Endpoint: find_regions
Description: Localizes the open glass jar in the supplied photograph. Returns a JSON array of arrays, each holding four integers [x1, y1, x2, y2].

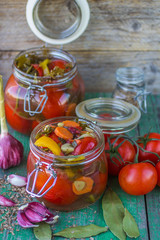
[[112, 67, 149, 113], [76, 98, 141, 139], [26, 117, 108, 211], [4, 48, 84, 134]]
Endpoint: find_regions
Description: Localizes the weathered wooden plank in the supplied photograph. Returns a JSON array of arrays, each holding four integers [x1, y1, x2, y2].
[[137, 94, 160, 240], [0, 92, 149, 240], [1, 50, 160, 93], [1, 0, 160, 51]]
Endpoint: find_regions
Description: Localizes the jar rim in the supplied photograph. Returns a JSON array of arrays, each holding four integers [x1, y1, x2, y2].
[[30, 116, 105, 167], [76, 98, 141, 134], [13, 47, 77, 86], [116, 67, 144, 85]]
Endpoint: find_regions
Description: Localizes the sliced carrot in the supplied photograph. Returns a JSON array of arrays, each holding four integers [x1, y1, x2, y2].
[[74, 139, 82, 145], [62, 120, 80, 128], [72, 176, 94, 195], [81, 131, 88, 134], [55, 126, 73, 140], [66, 103, 76, 116]]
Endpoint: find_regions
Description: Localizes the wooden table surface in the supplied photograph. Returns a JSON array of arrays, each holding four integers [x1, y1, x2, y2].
[[0, 92, 160, 240]]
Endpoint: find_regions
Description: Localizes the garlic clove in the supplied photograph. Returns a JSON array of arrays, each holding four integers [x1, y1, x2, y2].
[[27, 201, 48, 217], [25, 208, 47, 223], [45, 210, 59, 224], [17, 210, 39, 228], [7, 174, 27, 187], [0, 195, 16, 207]]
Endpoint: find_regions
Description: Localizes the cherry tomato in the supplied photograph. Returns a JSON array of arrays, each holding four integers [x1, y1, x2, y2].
[[48, 59, 66, 70], [5, 102, 32, 135], [32, 64, 43, 76], [73, 137, 97, 155], [137, 133, 160, 164], [49, 132, 61, 144], [41, 88, 69, 119], [36, 170, 76, 205], [92, 172, 108, 196], [118, 162, 158, 195], [105, 137, 135, 176], [156, 161, 160, 186]]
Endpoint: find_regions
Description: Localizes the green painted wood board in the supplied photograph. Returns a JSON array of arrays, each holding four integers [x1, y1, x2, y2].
[[138, 94, 160, 240], [1, 92, 159, 240]]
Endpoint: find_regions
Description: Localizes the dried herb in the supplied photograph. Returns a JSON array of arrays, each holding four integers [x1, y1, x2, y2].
[[54, 224, 108, 238], [123, 208, 140, 238], [102, 188, 126, 240], [33, 222, 52, 240]]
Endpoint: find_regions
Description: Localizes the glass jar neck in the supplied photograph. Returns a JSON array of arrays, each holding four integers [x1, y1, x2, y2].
[[116, 67, 145, 92], [30, 117, 105, 167], [13, 47, 78, 87]]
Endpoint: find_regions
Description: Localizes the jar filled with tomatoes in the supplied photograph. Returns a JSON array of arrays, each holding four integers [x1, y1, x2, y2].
[[26, 117, 108, 211], [76, 98, 141, 176], [4, 48, 85, 134]]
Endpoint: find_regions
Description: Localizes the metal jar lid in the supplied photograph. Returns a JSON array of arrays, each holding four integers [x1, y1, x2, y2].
[[26, 0, 90, 45], [76, 98, 141, 134]]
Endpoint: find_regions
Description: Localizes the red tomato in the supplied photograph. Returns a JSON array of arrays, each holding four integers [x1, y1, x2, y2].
[[49, 132, 61, 144], [137, 133, 160, 164], [105, 137, 136, 176], [5, 102, 32, 135], [92, 172, 108, 196], [42, 89, 69, 119], [36, 171, 76, 205], [32, 64, 43, 76], [73, 137, 97, 155], [156, 161, 160, 186], [118, 162, 158, 195], [48, 59, 66, 70]]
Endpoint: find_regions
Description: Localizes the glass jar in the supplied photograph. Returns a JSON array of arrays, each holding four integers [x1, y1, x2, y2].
[[26, 117, 108, 211], [76, 98, 141, 140], [4, 47, 84, 135], [112, 67, 149, 113]]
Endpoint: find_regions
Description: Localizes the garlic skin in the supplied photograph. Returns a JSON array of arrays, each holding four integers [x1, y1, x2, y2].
[[0, 195, 16, 207], [7, 174, 27, 187], [17, 201, 59, 228], [17, 210, 39, 228]]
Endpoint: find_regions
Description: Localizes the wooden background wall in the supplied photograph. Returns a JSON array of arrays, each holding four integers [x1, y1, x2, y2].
[[0, 0, 160, 93]]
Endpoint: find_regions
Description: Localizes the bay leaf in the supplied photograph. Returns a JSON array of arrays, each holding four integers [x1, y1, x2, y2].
[[33, 222, 52, 240], [102, 188, 126, 240], [54, 224, 108, 238], [123, 208, 140, 238]]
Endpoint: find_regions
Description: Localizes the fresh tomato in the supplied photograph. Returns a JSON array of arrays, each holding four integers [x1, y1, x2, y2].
[[118, 162, 158, 195], [73, 137, 97, 155], [105, 137, 136, 176], [5, 102, 32, 135], [137, 132, 160, 164], [41, 88, 69, 119], [156, 161, 160, 186], [35, 170, 76, 205]]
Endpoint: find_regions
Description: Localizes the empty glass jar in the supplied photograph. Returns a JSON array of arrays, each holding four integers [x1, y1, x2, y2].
[[112, 67, 149, 113]]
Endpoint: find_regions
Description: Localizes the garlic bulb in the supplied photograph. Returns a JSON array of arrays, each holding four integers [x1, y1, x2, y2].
[[0, 76, 23, 169]]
